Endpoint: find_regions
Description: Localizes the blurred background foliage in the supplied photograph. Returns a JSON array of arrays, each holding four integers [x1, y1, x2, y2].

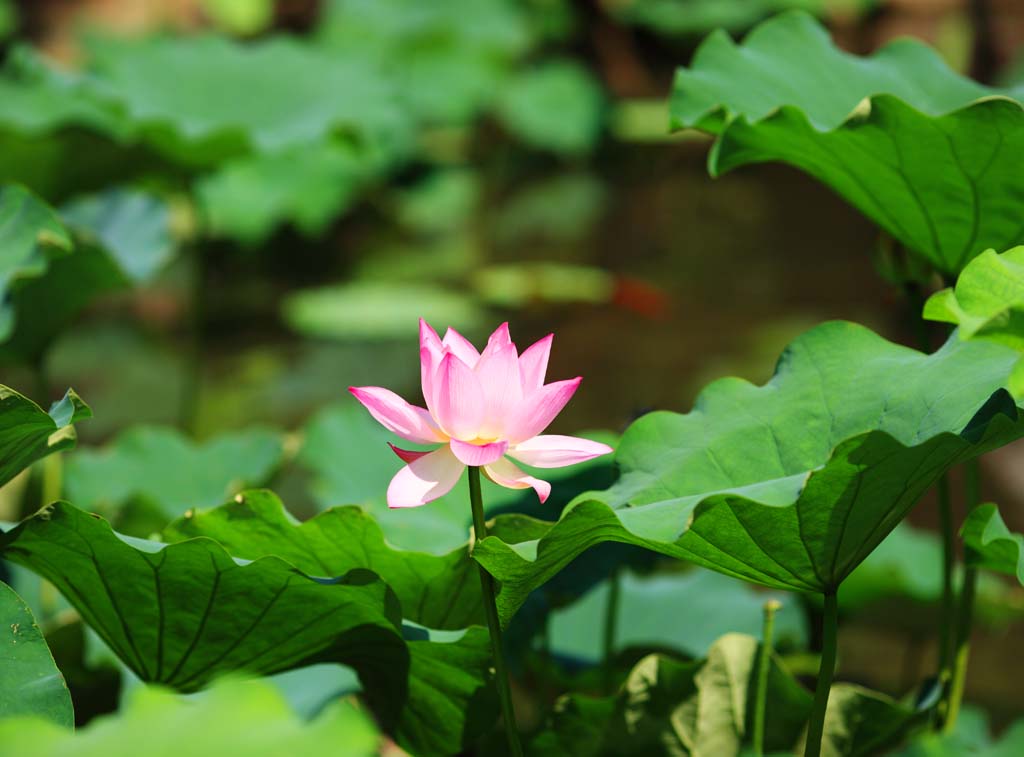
[[1, 0, 1023, 749]]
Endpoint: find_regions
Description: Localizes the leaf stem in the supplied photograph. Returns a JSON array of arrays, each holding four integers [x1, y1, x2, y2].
[[805, 589, 838, 757], [753, 598, 781, 756], [468, 466, 522, 757], [602, 565, 621, 692], [944, 459, 981, 733], [937, 474, 955, 682]]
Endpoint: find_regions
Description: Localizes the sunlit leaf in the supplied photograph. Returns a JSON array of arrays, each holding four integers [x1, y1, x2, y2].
[[64, 426, 285, 521], [669, 11, 1024, 275], [496, 60, 605, 155], [200, 0, 274, 36], [0, 385, 89, 489], [474, 322, 1024, 623], [547, 568, 806, 661], [924, 246, 1024, 394], [0, 677, 380, 756], [162, 490, 484, 630], [0, 580, 73, 727], [0, 502, 496, 756], [961, 503, 1024, 585]]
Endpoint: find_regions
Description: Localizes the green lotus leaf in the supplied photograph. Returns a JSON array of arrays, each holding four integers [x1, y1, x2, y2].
[[82, 34, 405, 165], [924, 246, 1024, 394], [547, 568, 806, 662], [0, 183, 72, 295], [475, 322, 1024, 624], [0, 677, 380, 757], [64, 426, 285, 522], [613, 0, 825, 36], [196, 138, 403, 245], [495, 60, 605, 155], [162, 490, 484, 630], [0, 384, 90, 488], [61, 188, 176, 282], [0, 184, 178, 360], [0, 502, 495, 756], [316, 0, 531, 125], [669, 11, 1024, 276], [960, 503, 1024, 585], [0, 580, 73, 728]]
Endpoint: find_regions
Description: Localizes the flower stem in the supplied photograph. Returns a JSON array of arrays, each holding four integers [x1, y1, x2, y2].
[[805, 590, 838, 757], [753, 599, 781, 756], [944, 459, 981, 733], [468, 466, 522, 757]]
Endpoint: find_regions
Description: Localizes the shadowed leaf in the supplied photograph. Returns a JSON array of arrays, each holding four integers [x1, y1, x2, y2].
[[669, 12, 1024, 275]]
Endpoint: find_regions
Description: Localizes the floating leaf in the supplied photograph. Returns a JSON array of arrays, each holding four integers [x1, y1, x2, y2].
[[64, 426, 284, 521], [282, 282, 488, 341], [0, 385, 90, 488], [0, 580, 73, 727], [162, 490, 484, 630], [548, 568, 806, 662], [474, 322, 1024, 623], [961, 503, 1024, 585], [669, 12, 1024, 275], [496, 60, 605, 155], [0, 502, 495, 756], [0, 677, 380, 756]]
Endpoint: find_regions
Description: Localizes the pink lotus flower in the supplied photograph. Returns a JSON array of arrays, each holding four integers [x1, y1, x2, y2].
[[350, 320, 613, 508]]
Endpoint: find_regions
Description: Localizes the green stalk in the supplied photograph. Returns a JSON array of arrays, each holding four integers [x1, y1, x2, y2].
[[602, 566, 621, 692], [937, 474, 955, 683], [944, 459, 981, 733], [468, 466, 522, 757], [753, 599, 781, 756], [805, 590, 839, 757]]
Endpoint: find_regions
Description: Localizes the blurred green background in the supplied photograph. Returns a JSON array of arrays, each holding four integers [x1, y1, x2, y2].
[[1, 0, 1023, 743]]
